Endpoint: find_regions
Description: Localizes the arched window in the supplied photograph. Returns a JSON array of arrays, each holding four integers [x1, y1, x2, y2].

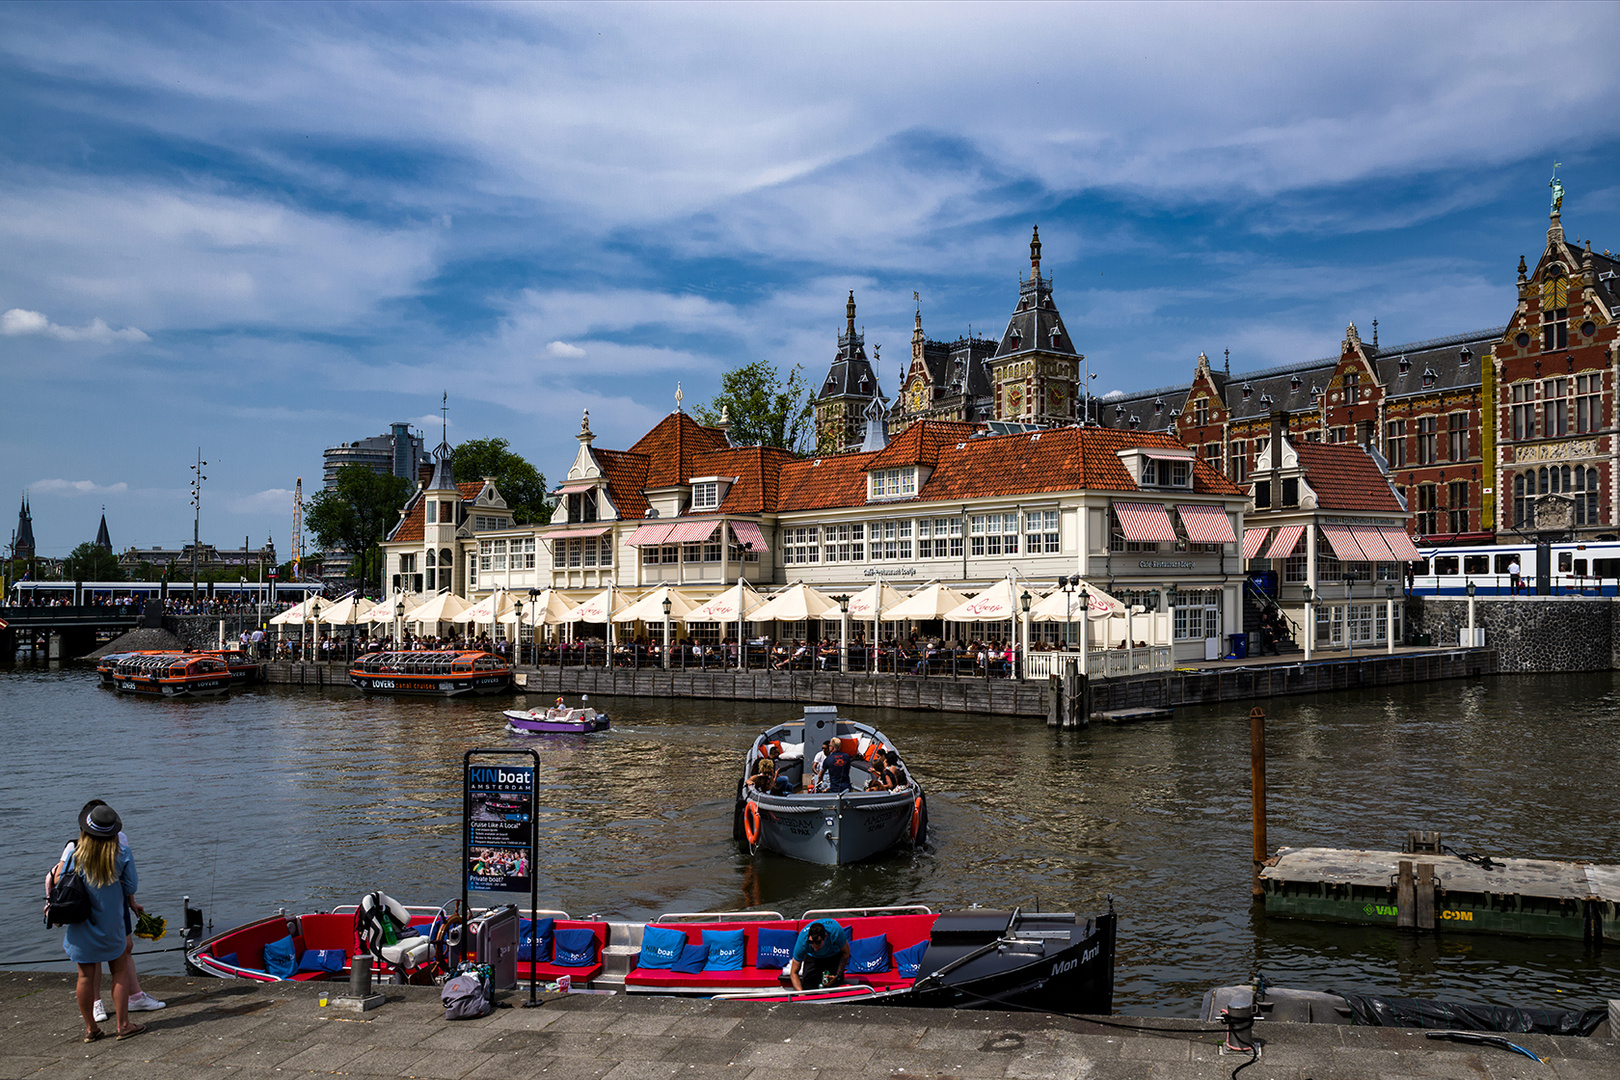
[[1543, 267, 1569, 351], [1513, 473, 1529, 526], [1577, 467, 1602, 526], [425, 549, 436, 591]]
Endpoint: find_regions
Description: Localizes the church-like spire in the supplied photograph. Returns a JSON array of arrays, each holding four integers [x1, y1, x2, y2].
[[14, 494, 36, 559], [846, 290, 857, 339], [94, 509, 111, 552], [427, 392, 457, 491], [1029, 225, 1042, 280]]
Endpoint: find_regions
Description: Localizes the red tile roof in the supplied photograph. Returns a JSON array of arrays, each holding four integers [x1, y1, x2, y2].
[[778, 451, 880, 511], [592, 449, 651, 520], [387, 481, 486, 544], [869, 420, 978, 470], [1292, 442, 1403, 512], [626, 412, 730, 489], [692, 445, 796, 515]]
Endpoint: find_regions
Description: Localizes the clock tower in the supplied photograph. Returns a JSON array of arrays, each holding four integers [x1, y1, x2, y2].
[[986, 226, 1080, 426], [812, 291, 884, 455]]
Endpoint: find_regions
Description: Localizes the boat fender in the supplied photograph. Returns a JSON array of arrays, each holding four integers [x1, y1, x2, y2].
[[910, 796, 924, 841], [743, 801, 762, 844]]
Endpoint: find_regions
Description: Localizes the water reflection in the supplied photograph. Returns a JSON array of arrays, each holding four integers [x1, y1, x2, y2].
[[4, 664, 1620, 1014]]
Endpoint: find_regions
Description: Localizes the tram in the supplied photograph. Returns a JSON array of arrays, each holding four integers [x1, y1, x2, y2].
[[5, 580, 325, 605], [1411, 540, 1620, 596]]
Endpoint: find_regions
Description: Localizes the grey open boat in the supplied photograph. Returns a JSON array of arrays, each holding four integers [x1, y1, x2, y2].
[[732, 706, 927, 865]]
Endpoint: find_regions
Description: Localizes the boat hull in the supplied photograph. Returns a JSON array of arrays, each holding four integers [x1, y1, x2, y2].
[[750, 791, 917, 865], [350, 672, 512, 696], [114, 675, 232, 697], [504, 708, 610, 734]]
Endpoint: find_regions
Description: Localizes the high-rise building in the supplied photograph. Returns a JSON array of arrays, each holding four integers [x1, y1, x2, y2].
[[322, 423, 425, 488]]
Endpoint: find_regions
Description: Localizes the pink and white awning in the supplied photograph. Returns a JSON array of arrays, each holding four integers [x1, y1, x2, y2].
[[1320, 524, 1369, 562], [1349, 525, 1396, 561], [545, 526, 610, 540], [1380, 527, 1424, 562], [1242, 528, 1271, 560], [1264, 525, 1304, 560], [1175, 504, 1237, 544], [729, 520, 767, 550], [663, 520, 720, 545], [1114, 501, 1177, 542], [553, 483, 596, 495], [626, 523, 673, 546]]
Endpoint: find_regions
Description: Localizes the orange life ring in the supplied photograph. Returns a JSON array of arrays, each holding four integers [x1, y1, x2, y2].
[[743, 800, 762, 844], [909, 796, 923, 840]]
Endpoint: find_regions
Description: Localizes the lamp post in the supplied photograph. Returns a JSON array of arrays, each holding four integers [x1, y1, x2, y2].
[[513, 598, 525, 665], [529, 587, 541, 661], [394, 596, 405, 649], [1344, 576, 1353, 658], [1078, 588, 1090, 678], [1466, 579, 1477, 648], [308, 597, 322, 663], [834, 593, 850, 673], [189, 449, 207, 608], [1385, 583, 1397, 654], [1019, 589, 1032, 681], [1301, 585, 1313, 661], [662, 595, 673, 670]]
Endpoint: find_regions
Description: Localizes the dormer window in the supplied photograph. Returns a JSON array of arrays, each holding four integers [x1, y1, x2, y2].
[[1422, 367, 1437, 389], [692, 481, 719, 510], [1459, 348, 1473, 364], [1241, 383, 1252, 400], [1290, 375, 1301, 391], [1115, 404, 1125, 418], [567, 490, 598, 523], [1154, 398, 1165, 413], [1128, 415, 1140, 429], [868, 466, 917, 501], [1399, 355, 1410, 375], [1260, 393, 1273, 408], [1139, 457, 1192, 488]]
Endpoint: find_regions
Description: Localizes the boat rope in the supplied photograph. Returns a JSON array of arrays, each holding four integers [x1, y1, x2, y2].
[[4, 944, 189, 965], [758, 803, 823, 814], [1424, 1030, 1542, 1061], [1441, 844, 1501, 871]]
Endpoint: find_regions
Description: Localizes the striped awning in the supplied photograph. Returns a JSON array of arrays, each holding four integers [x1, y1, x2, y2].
[[1176, 504, 1237, 544], [1381, 527, 1424, 562], [1242, 528, 1271, 560], [1350, 524, 1396, 561], [626, 523, 673, 546], [545, 526, 610, 540], [664, 519, 720, 545], [1320, 524, 1369, 561], [1114, 501, 1177, 542], [554, 483, 596, 495], [1264, 525, 1304, 559], [730, 520, 767, 550]]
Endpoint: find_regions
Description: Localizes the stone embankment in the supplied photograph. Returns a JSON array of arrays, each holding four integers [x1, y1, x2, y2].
[[2, 972, 1614, 1080]]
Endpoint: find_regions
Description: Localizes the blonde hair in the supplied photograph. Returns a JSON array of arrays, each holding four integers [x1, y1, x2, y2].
[[74, 833, 120, 889]]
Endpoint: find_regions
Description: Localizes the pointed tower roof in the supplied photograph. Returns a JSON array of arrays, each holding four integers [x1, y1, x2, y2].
[[816, 291, 883, 401], [994, 225, 1077, 359], [427, 393, 457, 491], [14, 495, 35, 558], [94, 509, 111, 551]]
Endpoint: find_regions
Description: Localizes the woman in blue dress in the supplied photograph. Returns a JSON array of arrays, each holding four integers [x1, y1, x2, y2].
[[61, 804, 145, 1042]]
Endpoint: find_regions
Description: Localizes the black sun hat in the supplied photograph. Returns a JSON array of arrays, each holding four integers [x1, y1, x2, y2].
[[82, 803, 122, 838]]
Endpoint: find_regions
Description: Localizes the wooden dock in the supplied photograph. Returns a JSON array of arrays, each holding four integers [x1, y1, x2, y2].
[[1260, 844, 1620, 942]]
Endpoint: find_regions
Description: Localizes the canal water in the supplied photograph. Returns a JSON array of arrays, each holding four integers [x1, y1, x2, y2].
[[4, 664, 1619, 1015]]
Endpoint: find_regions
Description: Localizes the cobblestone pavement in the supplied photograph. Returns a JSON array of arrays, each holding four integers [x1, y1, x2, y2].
[[1, 973, 1615, 1080]]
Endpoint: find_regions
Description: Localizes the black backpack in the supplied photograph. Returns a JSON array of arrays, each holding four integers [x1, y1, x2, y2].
[[45, 855, 93, 928]]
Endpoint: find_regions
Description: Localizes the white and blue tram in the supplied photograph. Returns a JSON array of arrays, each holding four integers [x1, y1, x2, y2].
[[5, 580, 324, 605], [1412, 541, 1620, 596]]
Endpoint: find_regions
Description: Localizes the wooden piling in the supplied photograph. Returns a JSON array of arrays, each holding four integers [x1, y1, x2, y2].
[[1250, 707, 1266, 898], [1397, 860, 1415, 928], [1414, 862, 1436, 930]]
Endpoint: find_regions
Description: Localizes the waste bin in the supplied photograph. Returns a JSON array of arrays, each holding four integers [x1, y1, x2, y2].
[[1413, 632, 1433, 647], [1228, 633, 1248, 659]]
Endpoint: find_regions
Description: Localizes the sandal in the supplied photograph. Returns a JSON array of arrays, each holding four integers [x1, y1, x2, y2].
[[82, 1028, 105, 1043], [115, 1023, 147, 1041]]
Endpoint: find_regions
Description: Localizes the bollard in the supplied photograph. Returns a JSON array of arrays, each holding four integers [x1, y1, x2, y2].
[[350, 955, 372, 997]]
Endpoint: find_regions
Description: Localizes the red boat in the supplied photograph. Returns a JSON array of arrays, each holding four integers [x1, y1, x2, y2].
[[107, 652, 233, 697], [184, 897, 1116, 1015], [350, 650, 513, 696]]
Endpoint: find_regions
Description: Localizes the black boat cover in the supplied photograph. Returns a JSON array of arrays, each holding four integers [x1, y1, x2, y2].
[[1337, 993, 1606, 1036]]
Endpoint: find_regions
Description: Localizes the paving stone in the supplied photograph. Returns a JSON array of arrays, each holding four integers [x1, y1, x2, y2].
[[654, 1036, 741, 1065]]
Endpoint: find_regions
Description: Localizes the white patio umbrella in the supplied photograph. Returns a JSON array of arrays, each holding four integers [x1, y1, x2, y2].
[[311, 593, 367, 625], [882, 581, 972, 621], [746, 581, 842, 623], [455, 590, 519, 624], [267, 595, 322, 625], [498, 589, 575, 626], [843, 580, 906, 623], [405, 591, 473, 636], [1028, 579, 1127, 621], [612, 586, 706, 624], [684, 580, 766, 670], [941, 578, 1023, 622], [359, 597, 400, 625], [562, 586, 633, 668]]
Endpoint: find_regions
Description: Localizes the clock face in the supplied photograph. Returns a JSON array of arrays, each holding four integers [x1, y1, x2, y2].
[[910, 385, 928, 411], [1006, 385, 1023, 415], [1047, 385, 1066, 412]]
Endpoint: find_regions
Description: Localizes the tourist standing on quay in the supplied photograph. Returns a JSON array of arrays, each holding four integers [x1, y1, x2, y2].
[[52, 803, 149, 1042]]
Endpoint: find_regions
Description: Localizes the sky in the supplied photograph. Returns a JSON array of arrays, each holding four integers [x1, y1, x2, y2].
[[4, 1, 1620, 560]]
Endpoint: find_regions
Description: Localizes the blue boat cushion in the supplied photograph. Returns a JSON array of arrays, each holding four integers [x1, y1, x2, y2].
[[702, 928, 746, 971], [217, 952, 239, 969], [755, 927, 797, 969], [297, 948, 347, 974], [263, 935, 298, 979], [672, 942, 710, 974], [553, 927, 599, 968], [894, 940, 928, 979], [519, 917, 554, 962], [637, 924, 688, 970], [848, 933, 889, 974]]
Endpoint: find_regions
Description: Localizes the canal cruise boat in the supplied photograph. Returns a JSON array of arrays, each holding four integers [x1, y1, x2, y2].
[[349, 650, 513, 697], [107, 652, 233, 697]]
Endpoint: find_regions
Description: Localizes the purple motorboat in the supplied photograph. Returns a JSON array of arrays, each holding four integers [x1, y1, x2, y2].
[[504, 698, 611, 735]]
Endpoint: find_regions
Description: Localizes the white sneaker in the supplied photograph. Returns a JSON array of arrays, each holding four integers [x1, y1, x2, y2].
[[92, 999, 108, 1023], [128, 992, 166, 1011]]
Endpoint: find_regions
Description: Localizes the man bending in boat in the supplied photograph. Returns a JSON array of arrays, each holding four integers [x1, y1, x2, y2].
[[788, 918, 850, 991]]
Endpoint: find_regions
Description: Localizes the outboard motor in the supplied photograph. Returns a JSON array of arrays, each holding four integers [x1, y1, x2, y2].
[[182, 895, 207, 950]]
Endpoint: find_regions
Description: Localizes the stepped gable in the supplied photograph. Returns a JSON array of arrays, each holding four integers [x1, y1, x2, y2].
[[1293, 442, 1403, 512], [387, 480, 483, 544], [689, 444, 796, 515], [627, 411, 730, 489], [777, 451, 879, 512]]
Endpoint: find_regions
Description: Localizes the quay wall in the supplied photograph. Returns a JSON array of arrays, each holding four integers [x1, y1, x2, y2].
[[260, 649, 1496, 718], [1406, 596, 1620, 673]]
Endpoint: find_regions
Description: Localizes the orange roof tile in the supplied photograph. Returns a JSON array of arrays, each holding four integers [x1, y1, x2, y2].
[[778, 451, 880, 511], [593, 449, 650, 519], [1292, 442, 1403, 512], [692, 445, 796, 515], [626, 412, 730, 489], [387, 481, 486, 544], [869, 420, 978, 469]]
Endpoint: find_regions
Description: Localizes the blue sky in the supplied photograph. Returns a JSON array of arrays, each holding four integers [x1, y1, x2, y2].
[[4, 2, 1620, 560]]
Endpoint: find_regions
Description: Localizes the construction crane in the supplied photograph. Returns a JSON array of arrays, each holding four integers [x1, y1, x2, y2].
[[291, 478, 304, 582]]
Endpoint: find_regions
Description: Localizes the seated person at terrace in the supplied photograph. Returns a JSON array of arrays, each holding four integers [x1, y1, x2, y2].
[[788, 918, 850, 990]]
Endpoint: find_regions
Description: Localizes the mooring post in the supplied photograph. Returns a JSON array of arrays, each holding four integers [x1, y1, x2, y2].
[[1250, 706, 1266, 898], [1397, 860, 1416, 928]]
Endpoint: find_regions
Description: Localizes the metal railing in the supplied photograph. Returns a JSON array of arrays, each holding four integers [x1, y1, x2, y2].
[[1024, 646, 1172, 679]]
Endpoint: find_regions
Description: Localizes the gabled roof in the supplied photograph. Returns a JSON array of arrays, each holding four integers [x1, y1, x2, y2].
[[869, 419, 978, 470], [626, 411, 730, 489], [690, 445, 796, 515], [1291, 443, 1402, 513], [592, 449, 650, 520], [993, 227, 1078, 361], [387, 481, 485, 545]]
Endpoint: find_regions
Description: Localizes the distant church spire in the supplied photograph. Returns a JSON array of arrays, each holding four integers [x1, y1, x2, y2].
[[94, 508, 111, 552], [14, 494, 35, 559], [1029, 225, 1042, 280]]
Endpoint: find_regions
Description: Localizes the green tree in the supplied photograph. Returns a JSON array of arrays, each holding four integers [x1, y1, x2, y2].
[[62, 542, 123, 582], [452, 438, 550, 524], [692, 360, 814, 453], [305, 465, 412, 586]]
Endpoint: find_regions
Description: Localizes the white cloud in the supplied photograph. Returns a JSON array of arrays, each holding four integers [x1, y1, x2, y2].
[[2, 307, 148, 343], [545, 341, 586, 358], [30, 478, 130, 495], [226, 488, 294, 515]]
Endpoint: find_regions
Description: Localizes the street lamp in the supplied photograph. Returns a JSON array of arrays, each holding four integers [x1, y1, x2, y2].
[[1385, 583, 1397, 654], [1019, 589, 1032, 681], [308, 596, 322, 663], [1466, 579, 1477, 648], [1301, 585, 1313, 661], [394, 596, 406, 649], [529, 587, 541, 658], [833, 593, 850, 673], [662, 594, 673, 670], [513, 598, 525, 664]]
